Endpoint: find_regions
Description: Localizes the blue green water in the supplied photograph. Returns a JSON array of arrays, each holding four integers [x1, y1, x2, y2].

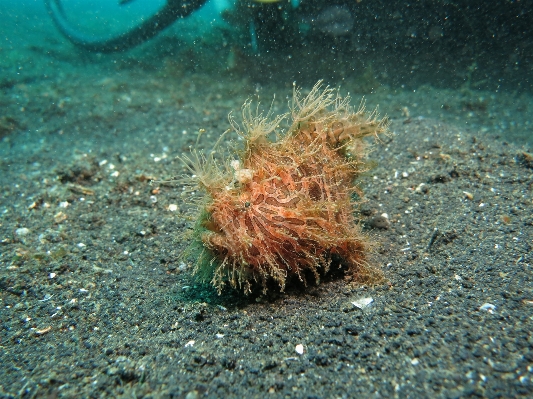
[[1, 0, 532, 147]]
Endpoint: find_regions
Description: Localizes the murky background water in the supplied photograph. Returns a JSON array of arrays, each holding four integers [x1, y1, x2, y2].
[[1, 0, 532, 148]]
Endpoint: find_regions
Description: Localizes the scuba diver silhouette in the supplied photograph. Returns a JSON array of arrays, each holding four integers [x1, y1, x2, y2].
[[44, 0, 208, 53], [45, 0, 357, 55]]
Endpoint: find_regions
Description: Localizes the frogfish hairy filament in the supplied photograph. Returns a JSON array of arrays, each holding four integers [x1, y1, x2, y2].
[[179, 81, 390, 294]]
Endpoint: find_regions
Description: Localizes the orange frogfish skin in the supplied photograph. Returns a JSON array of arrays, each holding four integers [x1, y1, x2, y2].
[[180, 82, 389, 294]]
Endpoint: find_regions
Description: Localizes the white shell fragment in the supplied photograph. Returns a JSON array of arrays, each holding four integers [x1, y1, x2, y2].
[[479, 303, 496, 312], [352, 297, 374, 309], [295, 344, 304, 355], [185, 340, 195, 347], [15, 228, 30, 237]]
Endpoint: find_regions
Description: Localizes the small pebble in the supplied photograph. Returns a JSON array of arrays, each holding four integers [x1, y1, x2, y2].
[[185, 391, 199, 399], [463, 191, 474, 200], [352, 297, 374, 309], [415, 183, 429, 194], [295, 344, 304, 355], [54, 211, 68, 223], [15, 228, 30, 237], [479, 303, 496, 312], [369, 214, 390, 229]]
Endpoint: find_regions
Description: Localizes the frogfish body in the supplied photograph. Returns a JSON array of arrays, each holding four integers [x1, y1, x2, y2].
[[182, 82, 389, 294]]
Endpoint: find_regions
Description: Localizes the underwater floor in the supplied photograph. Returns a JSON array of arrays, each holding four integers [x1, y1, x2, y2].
[[1, 5, 533, 398]]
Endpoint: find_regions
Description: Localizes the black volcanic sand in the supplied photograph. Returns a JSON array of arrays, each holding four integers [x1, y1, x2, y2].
[[1, 16, 533, 399], [2, 73, 533, 398]]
